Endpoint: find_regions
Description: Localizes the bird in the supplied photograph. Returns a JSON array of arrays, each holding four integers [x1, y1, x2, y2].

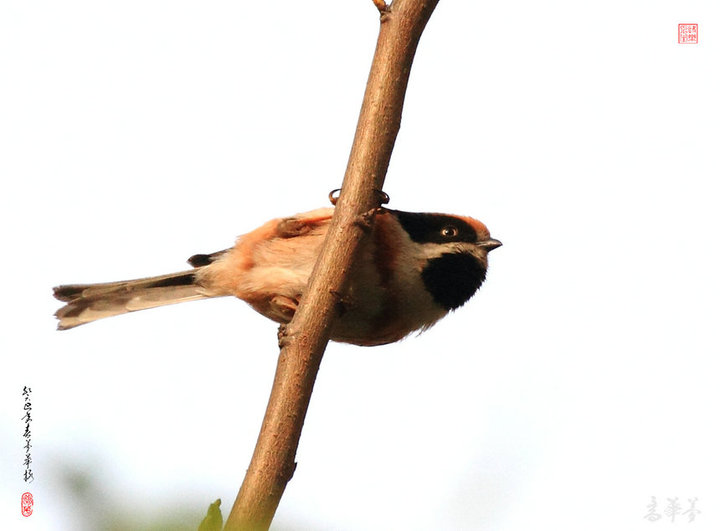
[[53, 206, 501, 346]]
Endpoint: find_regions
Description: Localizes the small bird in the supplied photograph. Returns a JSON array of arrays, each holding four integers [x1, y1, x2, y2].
[[53, 207, 501, 346]]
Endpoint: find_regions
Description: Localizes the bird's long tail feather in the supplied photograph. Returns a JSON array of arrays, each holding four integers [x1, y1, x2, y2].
[[53, 270, 215, 330]]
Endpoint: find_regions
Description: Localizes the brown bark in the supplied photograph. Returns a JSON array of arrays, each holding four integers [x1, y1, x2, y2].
[[223, 1, 440, 529]]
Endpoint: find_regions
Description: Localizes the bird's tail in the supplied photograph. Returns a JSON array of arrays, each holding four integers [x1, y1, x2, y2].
[[53, 270, 216, 330]]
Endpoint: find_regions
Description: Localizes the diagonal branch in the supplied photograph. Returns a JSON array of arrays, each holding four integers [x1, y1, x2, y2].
[[223, 1, 440, 529]]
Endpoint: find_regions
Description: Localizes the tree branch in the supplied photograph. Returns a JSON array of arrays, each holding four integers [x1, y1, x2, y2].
[[372, 0, 388, 13], [223, 1, 440, 529]]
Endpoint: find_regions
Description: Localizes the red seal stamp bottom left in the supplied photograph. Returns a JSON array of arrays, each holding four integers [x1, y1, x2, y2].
[[21, 492, 33, 517]]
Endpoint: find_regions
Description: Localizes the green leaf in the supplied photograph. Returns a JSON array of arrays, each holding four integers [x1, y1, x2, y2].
[[198, 498, 223, 531]]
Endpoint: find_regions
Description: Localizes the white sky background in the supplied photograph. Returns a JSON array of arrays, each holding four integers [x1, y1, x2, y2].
[[1, 1, 719, 529]]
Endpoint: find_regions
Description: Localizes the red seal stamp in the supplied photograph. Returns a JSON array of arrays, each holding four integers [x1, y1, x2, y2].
[[21, 492, 34, 517], [678, 24, 698, 44]]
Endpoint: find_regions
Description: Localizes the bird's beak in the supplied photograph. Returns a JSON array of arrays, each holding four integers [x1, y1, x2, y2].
[[478, 238, 502, 251]]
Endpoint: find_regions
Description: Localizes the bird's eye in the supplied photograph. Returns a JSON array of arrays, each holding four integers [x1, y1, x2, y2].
[[441, 225, 459, 238]]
